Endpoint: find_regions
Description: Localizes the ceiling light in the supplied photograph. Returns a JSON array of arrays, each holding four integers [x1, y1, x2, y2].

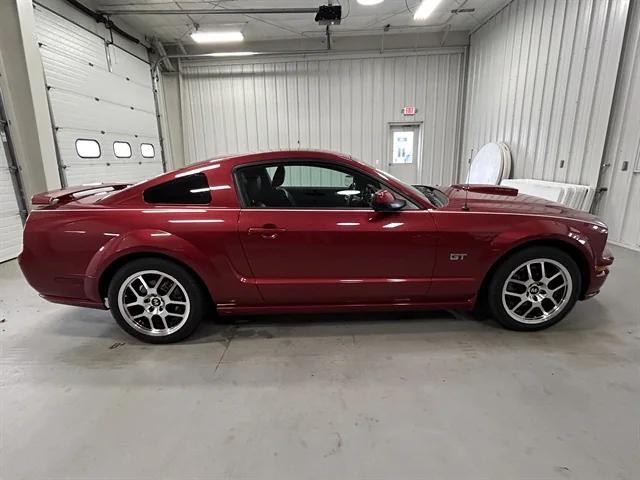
[[413, 0, 443, 21], [190, 31, 244, 44], [357, 0, 384, 5], [207, 51, 257, 57]]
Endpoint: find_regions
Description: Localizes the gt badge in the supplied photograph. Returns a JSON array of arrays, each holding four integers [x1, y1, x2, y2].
[[450, 253, 468, 261]]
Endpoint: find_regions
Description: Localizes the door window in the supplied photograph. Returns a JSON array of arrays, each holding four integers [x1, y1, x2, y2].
[[141, 143, 155, 158], [113, 141, 132, 158], [392, 131, 414, 164], [236, 162, 386, 209], [75, 139, 101, 158]]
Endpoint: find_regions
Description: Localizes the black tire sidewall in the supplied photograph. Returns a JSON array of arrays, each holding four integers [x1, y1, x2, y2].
[[487, 246, 582, 331], [108, 258, 205, 343]]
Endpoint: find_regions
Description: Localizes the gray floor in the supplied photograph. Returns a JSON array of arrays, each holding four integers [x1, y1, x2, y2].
[[1, 245, 638, 480]]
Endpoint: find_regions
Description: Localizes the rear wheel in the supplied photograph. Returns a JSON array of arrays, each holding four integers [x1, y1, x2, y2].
[[487, 246, 581, 331], [108, 258, 205, 343]]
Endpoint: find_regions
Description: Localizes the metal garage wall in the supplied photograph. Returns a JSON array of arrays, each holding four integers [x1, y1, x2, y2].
[[598, 0, 640, 249], [34, 4, 163, 186], [463, 0, 630, 187], [179, 49, 465, 187]]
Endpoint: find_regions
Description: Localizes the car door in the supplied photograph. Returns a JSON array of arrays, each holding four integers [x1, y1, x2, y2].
[[235, 160, 439, 306]]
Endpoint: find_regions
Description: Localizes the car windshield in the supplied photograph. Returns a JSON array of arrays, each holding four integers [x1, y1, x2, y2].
[[372, 167, 448, 208], [410, 185, 448, 208]]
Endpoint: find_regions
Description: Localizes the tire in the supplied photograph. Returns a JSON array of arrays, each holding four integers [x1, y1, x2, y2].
[[108, 257, 206, 343], [487, 246, 582, 331]]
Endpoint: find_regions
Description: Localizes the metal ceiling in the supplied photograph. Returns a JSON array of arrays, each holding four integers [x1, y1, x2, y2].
[[92, 0, 511, 45]]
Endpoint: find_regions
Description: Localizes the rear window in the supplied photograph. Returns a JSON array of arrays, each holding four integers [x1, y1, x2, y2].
[[143, 173, 211, 204]]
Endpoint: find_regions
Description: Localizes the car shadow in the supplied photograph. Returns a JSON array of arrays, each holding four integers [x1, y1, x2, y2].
[[43, 299, 613, 350], [185, 309, 494, 345]]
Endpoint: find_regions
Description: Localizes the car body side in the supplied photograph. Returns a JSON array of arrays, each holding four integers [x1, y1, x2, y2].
[[19, 151, 612, 315]]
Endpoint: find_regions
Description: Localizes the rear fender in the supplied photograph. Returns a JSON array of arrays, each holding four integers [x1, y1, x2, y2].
[[84, 229, 218, 303]]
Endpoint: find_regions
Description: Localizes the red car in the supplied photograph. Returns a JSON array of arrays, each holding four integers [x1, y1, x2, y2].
[[19, 150, 613, 343]]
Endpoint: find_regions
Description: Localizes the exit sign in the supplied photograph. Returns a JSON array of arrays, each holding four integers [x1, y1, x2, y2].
[[402, 106, 416, 116]]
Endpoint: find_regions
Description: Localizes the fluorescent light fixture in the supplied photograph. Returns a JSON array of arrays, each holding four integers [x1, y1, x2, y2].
[[357, 0, 384, 5], [190, 30, 244, 44], [413, 0, 443, 21], [207, 51, 257, 57]]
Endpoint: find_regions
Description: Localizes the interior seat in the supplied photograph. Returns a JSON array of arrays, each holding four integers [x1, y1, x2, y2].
[[271, 165, 296, 206], [241, 166, 295, 208]]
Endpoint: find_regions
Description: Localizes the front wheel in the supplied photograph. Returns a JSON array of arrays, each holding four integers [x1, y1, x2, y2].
[[487, 246, 582, 331], [108, 258, 205, 343]]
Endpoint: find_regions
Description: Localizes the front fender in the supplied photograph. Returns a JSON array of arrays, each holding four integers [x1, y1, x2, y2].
[[472, 219, 598, 305], [430, 213, 597, 304], [83, 229, 219, 303], [486, 220, 596, 268]]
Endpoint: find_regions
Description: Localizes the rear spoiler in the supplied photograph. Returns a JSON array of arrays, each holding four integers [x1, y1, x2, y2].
[[31, 183, 130, 206]]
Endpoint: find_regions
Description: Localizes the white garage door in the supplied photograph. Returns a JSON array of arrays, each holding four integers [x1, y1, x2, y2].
[[0, 116, 23, 263], [34, 5, 163, 186]]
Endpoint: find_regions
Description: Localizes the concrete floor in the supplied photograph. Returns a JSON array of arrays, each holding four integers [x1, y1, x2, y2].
[[1, 245, 638, 480]]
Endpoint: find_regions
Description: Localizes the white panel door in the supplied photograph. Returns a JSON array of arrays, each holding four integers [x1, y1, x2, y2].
[[387, 124, 421, 184], [34, 5, 163, 186], [0, 123, 23, 263]]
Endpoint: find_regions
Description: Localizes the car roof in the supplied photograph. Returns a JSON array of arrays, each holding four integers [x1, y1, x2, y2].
[[180, 149, 353, 172]]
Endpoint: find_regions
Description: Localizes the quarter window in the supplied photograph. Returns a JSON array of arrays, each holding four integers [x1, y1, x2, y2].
[[143, 173, 211, 204], [75, 139, 100, 158], [141, 143, 155, 158], [113, 141, 132, 158]]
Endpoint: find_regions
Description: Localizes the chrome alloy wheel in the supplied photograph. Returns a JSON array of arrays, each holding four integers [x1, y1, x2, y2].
[[117, 270, 191, 337], [501, 258, 573, 325]]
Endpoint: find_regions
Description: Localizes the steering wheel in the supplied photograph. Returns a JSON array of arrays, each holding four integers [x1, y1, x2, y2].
[[343, 180, 357, 207]]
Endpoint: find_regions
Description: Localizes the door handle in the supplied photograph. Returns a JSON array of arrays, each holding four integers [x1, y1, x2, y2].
[[247, 225, 286, 239]]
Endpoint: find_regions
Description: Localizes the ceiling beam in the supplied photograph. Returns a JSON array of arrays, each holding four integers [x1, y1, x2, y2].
[[99, 8, 318, 16]]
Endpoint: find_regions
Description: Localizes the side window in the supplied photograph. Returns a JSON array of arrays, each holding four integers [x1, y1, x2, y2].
[[265, 165, 350, 188], [143, 173, 211, 204], [237, 162, 384, 209], [113, 141, 132, 158], [141, 143, 155, 158], [75, 139, 100, 158]]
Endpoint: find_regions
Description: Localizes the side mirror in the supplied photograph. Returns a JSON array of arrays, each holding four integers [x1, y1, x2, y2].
[[372, 189, 406, 212]]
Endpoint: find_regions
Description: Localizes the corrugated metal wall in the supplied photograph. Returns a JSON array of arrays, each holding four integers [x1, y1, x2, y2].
[[463, 0, 630, 187], [598, 0, 640, 249], [179, 50, 465, 186]]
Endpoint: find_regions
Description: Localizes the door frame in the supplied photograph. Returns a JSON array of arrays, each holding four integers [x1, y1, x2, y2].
[[386, 121, 423, 184], [232, 158, 419, 210], [0, 75, 28, 222]]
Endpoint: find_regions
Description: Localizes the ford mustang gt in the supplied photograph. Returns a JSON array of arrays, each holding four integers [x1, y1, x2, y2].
[[19, 150, 613, 343]]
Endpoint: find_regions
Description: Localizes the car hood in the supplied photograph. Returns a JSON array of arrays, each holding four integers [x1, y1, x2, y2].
[[440, 184, 604, 225]]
